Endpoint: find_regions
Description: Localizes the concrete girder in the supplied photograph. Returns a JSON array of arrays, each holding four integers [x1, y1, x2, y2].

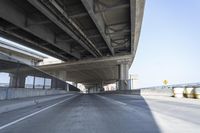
[[130, 0, 145, 58], [27, 20, 51, 26], [69, 12, 88, 19], [46, 0, 102, 57], [0, 26, 69, 61], [94, 0, 130, 13], [28, 0, 102, 57], [0, 0, 80, 60], [39, 54, 131, 68], [81, 0, 115, 56], [56, 34, 102, 43], [106, 22, 130, 35], [38, 54, 131, 85], [106, 29, 130, 35]]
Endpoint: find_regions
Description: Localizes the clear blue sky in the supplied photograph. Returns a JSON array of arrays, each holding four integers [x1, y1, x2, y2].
[[129, 0, 200, 88]]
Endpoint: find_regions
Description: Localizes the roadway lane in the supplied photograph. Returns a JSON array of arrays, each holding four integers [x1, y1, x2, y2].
[[0, 94, 200, 133], [99, 94, 200, 132], [0, 94, 160, 133]]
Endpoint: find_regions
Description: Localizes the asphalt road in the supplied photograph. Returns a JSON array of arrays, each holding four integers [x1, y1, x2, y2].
[[0, 94, 200, 133]]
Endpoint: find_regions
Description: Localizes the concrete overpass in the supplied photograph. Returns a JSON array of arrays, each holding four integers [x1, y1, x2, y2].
[[0, 0, 145, 90], [0, 39, 46, 65]]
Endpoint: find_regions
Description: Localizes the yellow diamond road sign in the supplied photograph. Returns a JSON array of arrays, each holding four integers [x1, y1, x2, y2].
[[163, 80, 168, 85]]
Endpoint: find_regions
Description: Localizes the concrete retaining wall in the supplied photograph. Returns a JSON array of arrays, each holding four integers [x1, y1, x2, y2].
[[0, 88, 67, 100]]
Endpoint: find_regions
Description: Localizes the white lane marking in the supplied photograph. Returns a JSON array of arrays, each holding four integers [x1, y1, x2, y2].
[[0, 95, 78, 130], [96, 94, 127, 106]]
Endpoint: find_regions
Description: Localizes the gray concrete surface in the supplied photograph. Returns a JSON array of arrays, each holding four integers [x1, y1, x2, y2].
[[0, 94, 73, 114], [0, 0, 145, 90], [0, 94, 200, 133], [101, 87, 173, 97], [0, 88, 67, 100]]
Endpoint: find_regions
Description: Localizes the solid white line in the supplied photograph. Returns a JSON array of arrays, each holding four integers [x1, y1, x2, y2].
[[96, 94, 127, 106], [0, 95, 77, 130]]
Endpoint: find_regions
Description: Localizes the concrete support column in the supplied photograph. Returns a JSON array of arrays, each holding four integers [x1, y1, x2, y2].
[[9, 73, 17, 88], [95, 84, 98, 93], [9, 73, 26, 88], [66, 83, 69, 91], [101, 81, 104, 91], [118, 62, 129, 90], [51, 78, 57, 89], [17, 74, 26, 88]]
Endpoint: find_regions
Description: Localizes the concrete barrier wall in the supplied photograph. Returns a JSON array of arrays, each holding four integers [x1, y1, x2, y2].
[[0, 94, 73, 114], [101, 87, 173, 97], [139, 88, 173, 96], [0, 88, 67, 100]]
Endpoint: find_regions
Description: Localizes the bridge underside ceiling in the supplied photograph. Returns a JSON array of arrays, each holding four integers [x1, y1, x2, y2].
[[0, 0, 145, 86], [0, 0, 144, 62]]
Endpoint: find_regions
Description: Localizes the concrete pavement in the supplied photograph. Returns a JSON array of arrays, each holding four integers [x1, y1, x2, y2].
[[0, 94, 199, 133]]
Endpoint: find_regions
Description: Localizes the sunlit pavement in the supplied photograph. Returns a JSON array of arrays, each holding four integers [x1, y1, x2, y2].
[[0, 94, 200, 133]]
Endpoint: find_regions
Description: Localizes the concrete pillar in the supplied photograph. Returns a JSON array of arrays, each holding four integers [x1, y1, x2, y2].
[[17, 75, 26, 88], [101, 81, 104, 91], [118, 63, 129, 90], [51, 78, 57, 89], [66, 83, 69, 91], [9, 73, 26, 88], [96, 84, 98, 93], [9, 73, 17, 88]]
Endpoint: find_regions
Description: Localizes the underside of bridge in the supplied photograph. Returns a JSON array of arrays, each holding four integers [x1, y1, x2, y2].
[[0, 0, 145, 90]]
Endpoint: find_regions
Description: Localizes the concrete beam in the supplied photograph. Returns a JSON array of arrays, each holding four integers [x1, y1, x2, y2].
[[0, 26, 69, 61], [27, 20, 51, 26], [38, 54, 132, 69], [130, 0, 145, 59], [106, 29, 130, 35], [0, 0, 80, 60], [94, 1, 129, 13], [81, 0, 115, 56], [28, 0, 102, 57], [69, 12, 88, 18], [47, 0, 102, 57]]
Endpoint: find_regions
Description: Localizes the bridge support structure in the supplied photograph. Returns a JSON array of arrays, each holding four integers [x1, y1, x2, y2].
[[118, 62, 129, 90]]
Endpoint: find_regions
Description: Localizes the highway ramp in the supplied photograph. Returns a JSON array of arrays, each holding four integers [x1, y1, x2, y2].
[[0, 94, 200, 133]]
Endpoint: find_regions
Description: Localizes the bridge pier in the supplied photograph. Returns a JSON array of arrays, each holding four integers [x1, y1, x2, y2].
[[9, 73, 26, 88], [118, 62, 129, 90]]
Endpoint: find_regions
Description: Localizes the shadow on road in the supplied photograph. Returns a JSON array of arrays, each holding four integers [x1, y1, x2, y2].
[[96, 92, 161, 133]]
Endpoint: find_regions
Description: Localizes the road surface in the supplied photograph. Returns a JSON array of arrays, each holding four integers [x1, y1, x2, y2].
[[0, 94, 200, 133]]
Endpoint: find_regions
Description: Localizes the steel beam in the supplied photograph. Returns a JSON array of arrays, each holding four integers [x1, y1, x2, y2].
[[81, 0, 114, 56], [0, 0, 80, 60]]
